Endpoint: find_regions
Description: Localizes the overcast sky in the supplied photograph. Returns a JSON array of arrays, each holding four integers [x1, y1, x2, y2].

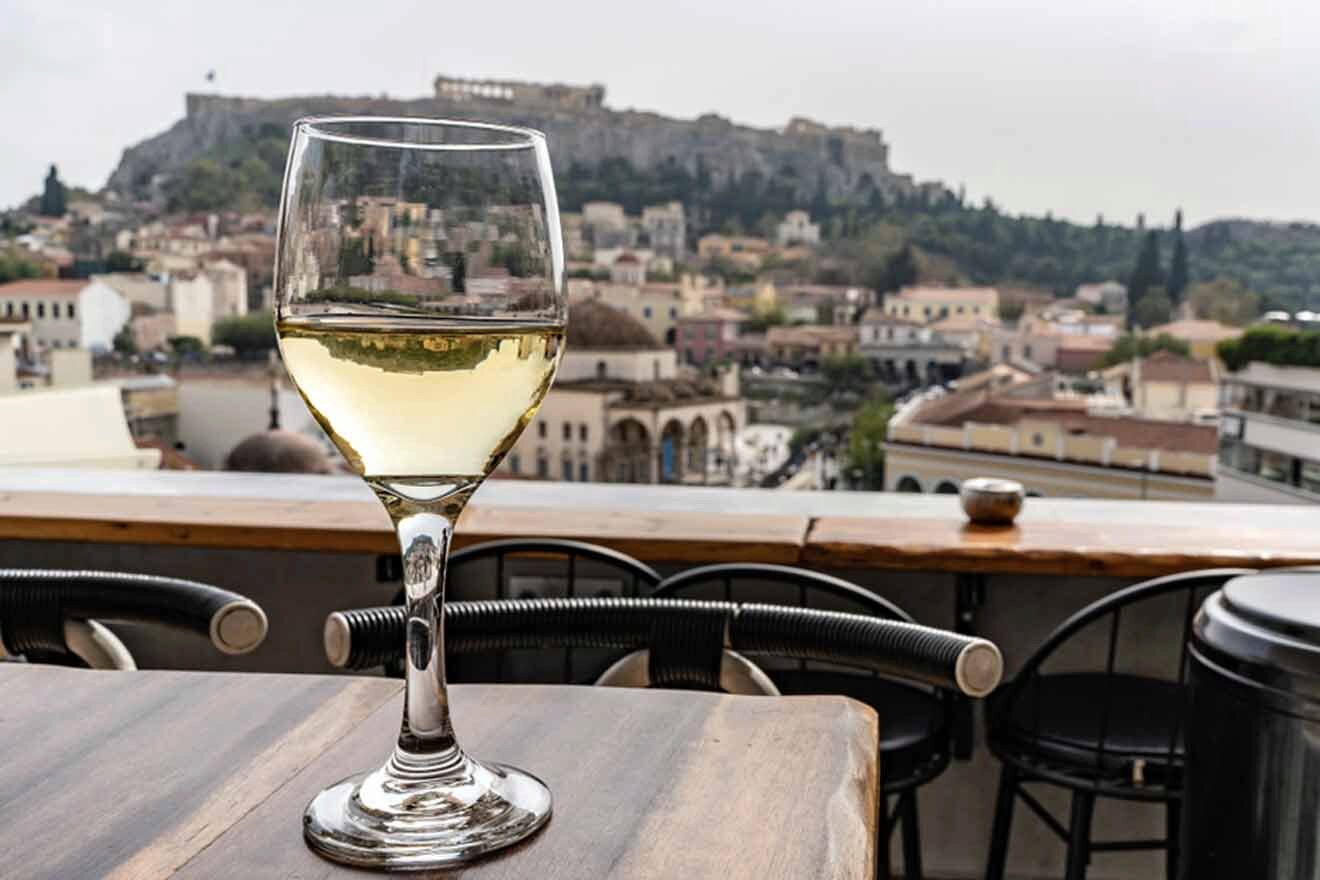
[[2, 0, 1318, 226]]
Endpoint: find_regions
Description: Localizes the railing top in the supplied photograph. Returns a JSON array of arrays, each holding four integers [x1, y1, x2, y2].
[[2, 469, 1319, 576]]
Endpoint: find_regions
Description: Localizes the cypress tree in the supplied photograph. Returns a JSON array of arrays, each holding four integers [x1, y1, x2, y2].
[[40, 164, 67, 217], [1127, 230, 1163, 329], [1168, 209, 1189, 302]]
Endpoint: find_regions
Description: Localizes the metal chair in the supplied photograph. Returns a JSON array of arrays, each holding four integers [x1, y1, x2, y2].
[[390, 539, 663, 683], [984, 568, 1253, 880], [0, 569, 268, 669], [326, 597, 1002, 700], [651, 563, 950, 880]]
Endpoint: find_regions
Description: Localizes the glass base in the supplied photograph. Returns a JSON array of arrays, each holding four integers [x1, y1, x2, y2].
[[303, 749, 551, 870]]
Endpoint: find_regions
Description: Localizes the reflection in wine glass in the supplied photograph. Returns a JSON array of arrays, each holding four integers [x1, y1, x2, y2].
[[273, 117, 565, 869]]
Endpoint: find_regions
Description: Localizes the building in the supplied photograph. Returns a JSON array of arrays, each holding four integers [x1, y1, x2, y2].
[[204, 258, 249, 319], [640, 202, 686, 262], [775, 210, 821, 247], [1075, 281, 1128, 314], [582, 202, 629, 249], [858, 309, 965, 386], [1217, 362, 1320, 504], [696, 235, 771, 271], [609, 253, 646, 286], [168, 272, 216, 344], [882, 286, 999, 324], [0, 278, 130, 352], [434, 74, 605, 110], [1149, 319, 1243, 360], [497, 301, 745, 485], [97, 273, 168, 312], [766, 325, 858, 368], [675, 308, 748, 365], [1102, 351, 1219, 422], [884, 365, 1217, 500], [567, 279, 688, 345]]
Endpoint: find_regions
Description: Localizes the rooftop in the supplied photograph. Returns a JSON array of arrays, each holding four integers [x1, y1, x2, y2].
[[889, 286, 998, 305], [0, 279, 86, 298], [1150, 319, 1244, 343], [1138, 351, 1215, 383]]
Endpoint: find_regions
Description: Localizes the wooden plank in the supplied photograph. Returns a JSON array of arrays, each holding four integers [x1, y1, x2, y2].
[[0, 665, 401, 880], [806, 515, 1320, 577], [173, 684, 878, 880], [0, 490, 807, 564]]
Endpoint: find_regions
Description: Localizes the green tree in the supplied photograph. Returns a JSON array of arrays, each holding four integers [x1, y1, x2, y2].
[[168, 335, 205, 357], [1219, 326, 1320, 371], [39, 165, 67, 217], [336, 237, 374, 277], [1186, 277, 1260, 326], [820, 353, 874, 390], [744, 305, 787, 332], [1167, 209, 1189, 302], [112, 325, 138, 355], [848, 397, 895, 490], [1132, 287, 1173, 329], [212, 312, 276, 358], [877, 243, 918, 293], [1097, 332, 1190, 368], [105, 251, 142, 273], [1126, 231, 1163, 326], [167, 159, 235, 211]]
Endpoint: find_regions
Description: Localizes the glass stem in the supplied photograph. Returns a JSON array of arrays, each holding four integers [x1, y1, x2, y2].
[[390, 508, 461, 774]]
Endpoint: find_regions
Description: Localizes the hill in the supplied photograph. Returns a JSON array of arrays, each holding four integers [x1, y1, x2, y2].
[[105, 79, 1320, 310]]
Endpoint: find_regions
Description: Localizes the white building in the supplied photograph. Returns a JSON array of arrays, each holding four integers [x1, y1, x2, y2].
[[204, 258, 249, 319], [0, 278, 130, 352], [168, 273, 216, 344], [775, 210, 821, 247], [1217, 361, 1320, 504], [641, 201, 686, 262]]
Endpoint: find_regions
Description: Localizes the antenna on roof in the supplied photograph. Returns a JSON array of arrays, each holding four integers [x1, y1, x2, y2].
[[205, 70, 216, 84]]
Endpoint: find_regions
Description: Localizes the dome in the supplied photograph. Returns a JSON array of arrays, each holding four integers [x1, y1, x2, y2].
[[224, 430, 335, 474], [567, 300, 658, 350]]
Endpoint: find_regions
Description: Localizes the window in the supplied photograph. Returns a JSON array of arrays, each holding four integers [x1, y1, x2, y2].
[[956, 305, 964, 314], [536, 456, 549, 478], [561, 460, 573, 481], [3, 302, 10, 317], [51, 303, 59, 318], [537, 421, 547, 439], [705, 326, 715, 339], [973, 306, 980, 314], [579, 423, 588, 442], [643, 306, 652, 319], [669, 307, 677, 318], [1001, 345, 1011, 360], [563, 422, 572, 441], [1023, 344, 1034, 360], [36, 302, 45, 318], [579, 462, 589, 482], [685, 347, 694, 363], [509, 454, 520, 474], [21, 302, 29, 318], [67, 303, 75, 319], [50, 340, 60, 349], [923, 306, 931, 317], [596, 360, 607, 379]]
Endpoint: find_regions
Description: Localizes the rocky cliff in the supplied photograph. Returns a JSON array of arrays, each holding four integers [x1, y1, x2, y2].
[[107, 90, 928, 204]]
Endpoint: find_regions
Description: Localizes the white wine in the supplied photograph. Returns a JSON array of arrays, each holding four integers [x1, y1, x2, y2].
[[276, 317, 563, 487]]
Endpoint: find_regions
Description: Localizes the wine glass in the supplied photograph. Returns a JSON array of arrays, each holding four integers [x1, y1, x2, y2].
[[273, 117, 565, 869]]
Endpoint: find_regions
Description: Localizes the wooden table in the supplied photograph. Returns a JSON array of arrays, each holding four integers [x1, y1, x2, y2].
[[0, 665, 878, 879]]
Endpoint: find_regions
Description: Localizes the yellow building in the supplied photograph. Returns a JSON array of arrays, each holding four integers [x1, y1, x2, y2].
[[882, 286, 999, 324], [884, 366, 1216, 499]]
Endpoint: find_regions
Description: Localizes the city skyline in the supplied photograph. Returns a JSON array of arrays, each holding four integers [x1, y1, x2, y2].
[[2, 0, 1318, 227]]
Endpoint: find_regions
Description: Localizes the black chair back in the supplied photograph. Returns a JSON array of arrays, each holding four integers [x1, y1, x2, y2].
[[989, 567, 1253, 796], [411, 539, 662, 683]]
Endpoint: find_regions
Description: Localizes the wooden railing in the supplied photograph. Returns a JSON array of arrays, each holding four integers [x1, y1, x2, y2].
[[2, 469, 1318, 577]]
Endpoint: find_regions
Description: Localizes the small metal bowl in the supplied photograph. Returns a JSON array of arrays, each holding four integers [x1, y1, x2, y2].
[[960, 477, 1025, 525]]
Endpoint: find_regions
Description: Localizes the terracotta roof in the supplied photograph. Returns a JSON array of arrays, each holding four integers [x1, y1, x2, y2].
[[861, 307, 920, 326], [614, 252, 640, 265], [1150, 319, 1243, 343], [1139, 351, 1214, 383], [891, 286, 998, 305], [0, 279, 86, 298]]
